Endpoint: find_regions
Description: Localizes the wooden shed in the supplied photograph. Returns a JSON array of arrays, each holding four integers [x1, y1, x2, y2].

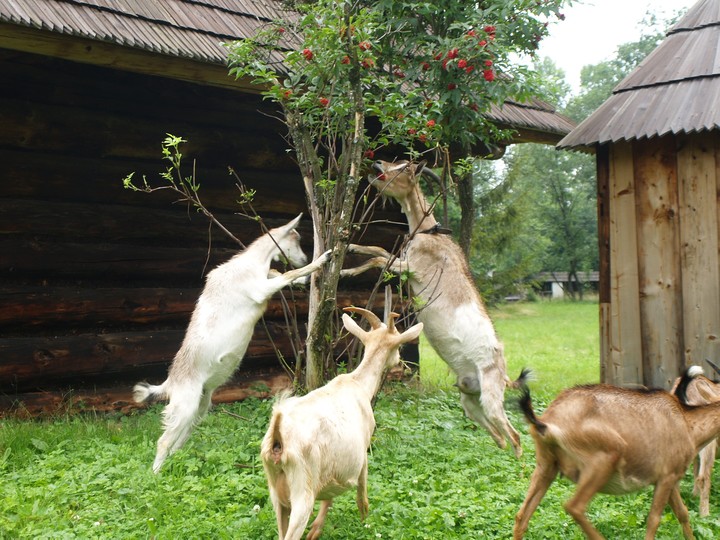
[[558, 0, 720, 388], [0, 0, 574, 414]]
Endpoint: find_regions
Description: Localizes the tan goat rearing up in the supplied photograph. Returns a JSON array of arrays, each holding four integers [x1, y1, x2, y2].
[[343, 159, 526, 456], [514, 366, 720, 540], [261, 302, 423, 540]]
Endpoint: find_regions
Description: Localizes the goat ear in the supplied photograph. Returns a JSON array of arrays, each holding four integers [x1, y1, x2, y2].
[[398, 322, 423, 344], [342, 313, 367, 341], [277, 213, 303, 235]]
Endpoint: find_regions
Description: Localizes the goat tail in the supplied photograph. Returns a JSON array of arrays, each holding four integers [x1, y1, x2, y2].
[[132, 381, 168, 404], [265, 410, 285, 466], [519, 386, 547, 437], [674, 365, 705, 404], [507, 367, 533, 390]]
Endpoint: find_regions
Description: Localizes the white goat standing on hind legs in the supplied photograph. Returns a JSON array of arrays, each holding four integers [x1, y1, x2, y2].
[[342, 159, 527, 457], [261, 296, 423, 540], [133, 213, 331, 473]]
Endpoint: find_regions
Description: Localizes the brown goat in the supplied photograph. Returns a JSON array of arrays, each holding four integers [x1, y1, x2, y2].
[[514, 366, 720, 540]]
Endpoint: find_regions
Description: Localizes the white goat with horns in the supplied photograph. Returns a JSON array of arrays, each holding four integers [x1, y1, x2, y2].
[[342, 159, 526, 457], [514, 366, 720, 540], [261, 292, 423, 540], [133, 214, 331, 473]]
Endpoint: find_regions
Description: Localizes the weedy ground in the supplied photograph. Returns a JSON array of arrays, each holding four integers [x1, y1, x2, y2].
[[2, 301, 720, 539]]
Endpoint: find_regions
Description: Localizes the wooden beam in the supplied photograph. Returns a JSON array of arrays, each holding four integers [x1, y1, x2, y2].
[[0, 23, 258, 92], [596, 144, 611, 383], [0, 367, 292, 417]]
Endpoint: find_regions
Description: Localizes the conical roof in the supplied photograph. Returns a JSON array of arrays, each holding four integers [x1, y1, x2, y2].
[[558, 0, 720, 149]]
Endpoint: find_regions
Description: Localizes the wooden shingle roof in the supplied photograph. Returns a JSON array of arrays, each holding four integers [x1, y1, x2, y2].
[[558, 0, 717, 150], [0, 0, 574, 143]]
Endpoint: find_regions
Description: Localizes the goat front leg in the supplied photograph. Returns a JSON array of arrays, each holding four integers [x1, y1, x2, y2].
[[261, 250, 332, 298], [341, 244, 407, 278], [347, 244, 394, 258], [694, 439, 716, 517], [480, 362, 523, 457]]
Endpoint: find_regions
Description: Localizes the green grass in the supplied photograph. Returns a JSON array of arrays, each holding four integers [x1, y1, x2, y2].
[[420, 299, 601, 395], [2, 300, 720, 539]]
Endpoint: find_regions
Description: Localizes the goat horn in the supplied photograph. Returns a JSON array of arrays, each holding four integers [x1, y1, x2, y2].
[[343, 306, 382, 329], [388, 312, 400, 332], [706, 358, 720, 377], [419, 165, 441, 183]]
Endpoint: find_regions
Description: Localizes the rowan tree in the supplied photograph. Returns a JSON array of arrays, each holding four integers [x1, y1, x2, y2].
[[227, 0, 569, 388]]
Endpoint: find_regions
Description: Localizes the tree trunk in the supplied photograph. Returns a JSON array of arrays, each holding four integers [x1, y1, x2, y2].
[[288, 7, 366, 389], [457, 169, 474, 259]]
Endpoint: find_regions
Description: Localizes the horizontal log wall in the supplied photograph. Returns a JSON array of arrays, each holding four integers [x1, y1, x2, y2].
[[0, 49, 407, 413]]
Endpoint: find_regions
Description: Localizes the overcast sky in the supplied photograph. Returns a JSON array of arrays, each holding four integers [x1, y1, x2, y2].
[[537, 0, 696, 93]]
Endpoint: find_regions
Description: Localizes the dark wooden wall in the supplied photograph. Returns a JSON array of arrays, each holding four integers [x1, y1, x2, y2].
[[0, 48, 404, 414]]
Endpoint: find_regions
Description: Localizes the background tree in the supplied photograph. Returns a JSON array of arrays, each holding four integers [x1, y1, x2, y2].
[[466, 13, 673, 301], [227, 0, 568, 388]]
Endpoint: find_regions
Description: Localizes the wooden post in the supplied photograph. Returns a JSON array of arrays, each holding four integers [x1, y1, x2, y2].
[[634, 137, 682, 388], [608, 142, 643, 385], [677, 133, 720, 372], [596, 144, 611, 383]]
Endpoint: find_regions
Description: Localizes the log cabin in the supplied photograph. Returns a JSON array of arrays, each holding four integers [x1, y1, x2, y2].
[[0, 0, 574, 415]]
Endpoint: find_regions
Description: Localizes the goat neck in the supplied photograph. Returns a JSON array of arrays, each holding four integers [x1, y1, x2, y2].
[[400, 184, 438, 233], [247, 229, 285, 269], [347, 334, 399, 400], [682, 400, 720, 451]]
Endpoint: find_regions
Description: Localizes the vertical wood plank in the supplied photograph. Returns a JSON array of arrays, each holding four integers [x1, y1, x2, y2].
[[608, 141, 643, 385], [678, 133, 720, 371], [634, 137, 682, 388], [596, 145, 611, 383]]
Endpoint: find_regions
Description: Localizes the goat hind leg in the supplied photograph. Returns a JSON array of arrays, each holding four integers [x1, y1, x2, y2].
[[283, 494, 315, 540], [563, 452, 620, 540], [152, 384, 204, 473], [356, 457, 369, 519], [306, 500, 332, 540], [649, 480, 694, 540]]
